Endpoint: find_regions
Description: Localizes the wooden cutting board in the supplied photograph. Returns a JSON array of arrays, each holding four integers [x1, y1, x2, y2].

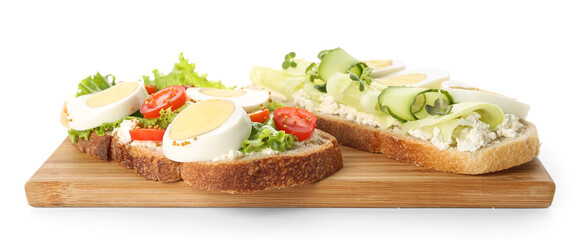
[[25, 139, 555, 208]]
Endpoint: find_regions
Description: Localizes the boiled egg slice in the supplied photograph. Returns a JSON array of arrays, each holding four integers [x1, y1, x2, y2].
[[364, 60, 406, 78], [441, 80, 530, 119], [162, 99, 252, 162], [373, 69, 450, 89], [65, 82, 148, 130], [186, 88, 270, 113]]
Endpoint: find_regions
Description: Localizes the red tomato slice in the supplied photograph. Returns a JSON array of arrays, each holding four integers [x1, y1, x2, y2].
[[145, 84, 157, 95], [140, 85, 187, 119], [129, 128, 166, 141], [273, 107, 317, 141], [249, 109, 270, 123]]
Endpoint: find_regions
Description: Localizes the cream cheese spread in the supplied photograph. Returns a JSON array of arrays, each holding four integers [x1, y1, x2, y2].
[[409, 112, 523, 152], [112, 119, 138, 143]]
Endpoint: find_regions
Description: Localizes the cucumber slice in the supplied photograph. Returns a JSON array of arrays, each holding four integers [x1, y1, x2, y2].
[[249, 66, 305, 98], [302, 81, 325, 100], [377, 86, 454, 122], [317, 48, 361, 82], [326, 72, 383, 116], [402, 101, 505, 131], [413, 91, 453, 119]]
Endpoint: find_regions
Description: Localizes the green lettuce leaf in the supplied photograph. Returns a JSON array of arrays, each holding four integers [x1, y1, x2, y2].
[[67, 120, 122, 143], [76, 72, 116, 97], [266, 101, 284, 111], [144, 53, 228, 90], [241, 120, 296, 154], [135, 102, 192, 129]]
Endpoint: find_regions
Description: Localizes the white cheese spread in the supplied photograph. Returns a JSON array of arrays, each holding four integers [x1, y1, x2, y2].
[[408, 112, 522, 152], [210, 147, 281, 162], [131, 140, 162, 150], [454, 113, 498, 152], [112, 119, 137, 143], [497, 113, 523, 138], [211, 149, 245, 162]]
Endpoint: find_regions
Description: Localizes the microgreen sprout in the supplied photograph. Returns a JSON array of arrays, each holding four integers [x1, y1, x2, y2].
[[348, 62, 373, 92], [425, 97, 453, 115], [306, 62, 321, 82], [282, 52, 297, 70]]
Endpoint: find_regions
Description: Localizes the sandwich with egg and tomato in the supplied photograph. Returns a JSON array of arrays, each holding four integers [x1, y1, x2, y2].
[[61, 53, 342, 193], [249, 48, 539, 174]]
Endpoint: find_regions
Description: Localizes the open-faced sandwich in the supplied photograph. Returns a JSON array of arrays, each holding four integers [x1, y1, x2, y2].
[[60, 53, 343, 193], [249, 48, 539, 174]]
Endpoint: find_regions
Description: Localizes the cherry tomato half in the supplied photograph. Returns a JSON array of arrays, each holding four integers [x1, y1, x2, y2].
[[145, 84, 157, 95], [273, 107, 317, 141], [249, 108, 270, 123], [129, 128, 166, 141], [140, 85, 187, 119]]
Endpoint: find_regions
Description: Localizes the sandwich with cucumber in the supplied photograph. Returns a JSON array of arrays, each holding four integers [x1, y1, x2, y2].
[[249, 48, 539, 174], [61, 53, 342, 193]]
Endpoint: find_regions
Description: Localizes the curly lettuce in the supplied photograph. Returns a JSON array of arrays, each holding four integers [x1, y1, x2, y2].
[[133, 102, 192, 129], [241, 120, 296, 154], [142, 52, 227, 90], [76, 72, 116, 97], [67, 121, 122, 143]]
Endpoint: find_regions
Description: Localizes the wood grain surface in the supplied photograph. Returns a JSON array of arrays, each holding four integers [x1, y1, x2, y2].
[[25, 139, 555, 208]]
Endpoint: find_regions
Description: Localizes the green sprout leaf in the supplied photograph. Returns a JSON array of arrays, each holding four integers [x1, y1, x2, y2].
[[282, 52, 298, 70], [349, 72, 360, 81], [306, 62, 321, 82], [425, 97, 453, 116], [347, 62, 373, 92]]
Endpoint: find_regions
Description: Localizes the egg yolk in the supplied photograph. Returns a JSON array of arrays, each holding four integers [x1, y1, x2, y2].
[[87, 82, 140, 107], [365, 60, 393, 70], [200, 88, 247, 98], [452, 86, 501, 95], [169, 99, 235, 140], [378, 73, 427, 86]]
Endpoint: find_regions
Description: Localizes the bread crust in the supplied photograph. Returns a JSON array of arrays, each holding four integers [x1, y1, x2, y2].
[[316, 113, 540, 174], [70, 130, 342, 192], [128, 146, 182, 182], [74, 132, 113, 161], [180, 131, 343, 193]]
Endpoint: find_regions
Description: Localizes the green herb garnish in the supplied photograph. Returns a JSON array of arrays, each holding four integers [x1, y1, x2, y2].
[[425, 97, 453, 116], [305, 62, 321, 82], [348, 62, 373, 92], [281, 52, 297, 69]]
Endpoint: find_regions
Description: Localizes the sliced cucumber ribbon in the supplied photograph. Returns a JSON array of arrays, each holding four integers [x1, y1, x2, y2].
[[402, 101, 505, 132], [249, 66, 306, 98], [377, 86, 454, 122]]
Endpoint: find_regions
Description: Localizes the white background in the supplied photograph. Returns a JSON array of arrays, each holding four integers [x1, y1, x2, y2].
[[1, 0, 575, 239]]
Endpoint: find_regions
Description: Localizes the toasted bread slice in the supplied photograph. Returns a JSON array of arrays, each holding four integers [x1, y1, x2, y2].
[[314, 112, 540, 174], [71, 129, 342, 193]]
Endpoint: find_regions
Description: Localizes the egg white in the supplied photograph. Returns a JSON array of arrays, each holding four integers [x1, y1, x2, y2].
[[373, 69, 450, 89], [162, 100, 252, 162], [365, 59, 406, 78], [186, 88, 270, 113], [441, 80, 530, 119], [66, 82, 148, 131]]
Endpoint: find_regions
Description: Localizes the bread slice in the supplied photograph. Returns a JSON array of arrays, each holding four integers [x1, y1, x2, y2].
[[70, 129, 342, 193], [315, 112, 540, 174], [180, 130, 342, 193]]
